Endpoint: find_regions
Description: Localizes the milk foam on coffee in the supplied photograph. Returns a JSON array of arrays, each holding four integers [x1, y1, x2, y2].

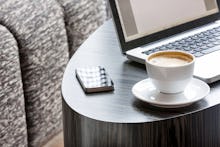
[[148, 52, 192, 67]]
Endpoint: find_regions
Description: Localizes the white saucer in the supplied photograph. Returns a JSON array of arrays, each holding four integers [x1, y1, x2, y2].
[[132, 78, 210, 108]]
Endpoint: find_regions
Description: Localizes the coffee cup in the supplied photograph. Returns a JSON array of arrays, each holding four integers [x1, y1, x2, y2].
[[145, 50, 195, 94]]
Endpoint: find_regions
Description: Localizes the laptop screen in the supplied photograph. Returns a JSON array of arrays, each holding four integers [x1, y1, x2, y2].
[[109, 0, 220, 53]]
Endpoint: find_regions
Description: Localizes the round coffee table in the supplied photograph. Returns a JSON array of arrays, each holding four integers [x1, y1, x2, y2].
[[62, 20, 220, 147]]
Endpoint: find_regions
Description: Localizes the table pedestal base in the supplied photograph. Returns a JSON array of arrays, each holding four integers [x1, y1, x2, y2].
[[63, 99, 220, 147]]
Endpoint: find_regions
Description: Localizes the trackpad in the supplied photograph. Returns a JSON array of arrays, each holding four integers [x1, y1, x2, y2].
[[194, 50, 220, 82]]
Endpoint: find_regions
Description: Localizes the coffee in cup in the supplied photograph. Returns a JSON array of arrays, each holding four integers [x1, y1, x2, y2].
[[145, 50, 195, 93]]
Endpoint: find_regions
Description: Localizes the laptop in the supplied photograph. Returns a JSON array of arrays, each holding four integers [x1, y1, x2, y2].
[[109, 0, 220, 83]]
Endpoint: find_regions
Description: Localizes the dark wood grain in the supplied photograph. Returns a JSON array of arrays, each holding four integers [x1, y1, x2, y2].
[[62, 20, 220, 147], [63, 99, 220, 147]]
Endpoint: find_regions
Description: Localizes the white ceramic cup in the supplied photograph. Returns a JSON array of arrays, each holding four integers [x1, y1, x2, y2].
[[145, 50, 195, 94]]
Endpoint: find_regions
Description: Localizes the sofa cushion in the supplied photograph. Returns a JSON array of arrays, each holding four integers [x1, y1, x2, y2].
[[56, 0, 109, 56], [0, 25, 28, 147], [0, 0, 69, 146]]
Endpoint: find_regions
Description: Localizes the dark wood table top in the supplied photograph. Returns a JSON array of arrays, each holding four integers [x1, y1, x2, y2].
[[62, 20, 220, 123]]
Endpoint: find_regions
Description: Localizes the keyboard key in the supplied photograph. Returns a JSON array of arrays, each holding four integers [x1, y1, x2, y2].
[[207, 43, 215, 48], [192, 35, 199, 40], [197, 33, 204, 38], [203, 40, 209, 44], [173, 41, 180, 46], [145, 50, 153, 55], [188, 41, 196, 46], [186, 37, 193, 42], [194, 52, 204, 57], [166, 43, 174, 49], [183, 46, 191, 51], [159, 46, 167, 50], [196, 43, 203, 46], [195, 38, 203, 43], [201, 37, 208, 41], [190, 45, 197, 49], [207, 34, 215, 39], [213, 41, 220, 45], [204, 31, 212, 36], [201, 46, 220, 54], [188, 50, 196, 54], [209, 38, 217, 42], [210, 29, 217, 33], [215, 27, 220, 32], [179, 40, 185, 44], [201, 46, 209, 50], [193, 48, 202, 52], [154, 48, 160, 52], [213, 32, 220, 37]]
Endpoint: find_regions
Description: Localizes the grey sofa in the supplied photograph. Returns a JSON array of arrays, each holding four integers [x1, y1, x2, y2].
[[0, 0, 109, 146], [57, 0, 111, 55]]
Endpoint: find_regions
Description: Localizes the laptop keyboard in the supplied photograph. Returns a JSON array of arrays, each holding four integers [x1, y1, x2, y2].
[[142, 26, 220, 57]]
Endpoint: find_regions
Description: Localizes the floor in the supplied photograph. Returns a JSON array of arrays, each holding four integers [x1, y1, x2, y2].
[[42, 131, 64, 147]]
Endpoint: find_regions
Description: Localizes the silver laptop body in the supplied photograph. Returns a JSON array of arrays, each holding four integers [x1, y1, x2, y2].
[[109, 0, 220, 83]]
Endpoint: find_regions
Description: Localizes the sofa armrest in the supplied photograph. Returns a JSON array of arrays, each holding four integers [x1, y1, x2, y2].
[[0, 0, 69, 146], [0, 25, 28, 147]]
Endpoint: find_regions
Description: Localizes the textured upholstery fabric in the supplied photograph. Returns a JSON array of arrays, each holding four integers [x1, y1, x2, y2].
[[0, 0, 110, 146], [56, 0, 109, 56], [0, 0, 69, 146], [0, 25, 28, 147]]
